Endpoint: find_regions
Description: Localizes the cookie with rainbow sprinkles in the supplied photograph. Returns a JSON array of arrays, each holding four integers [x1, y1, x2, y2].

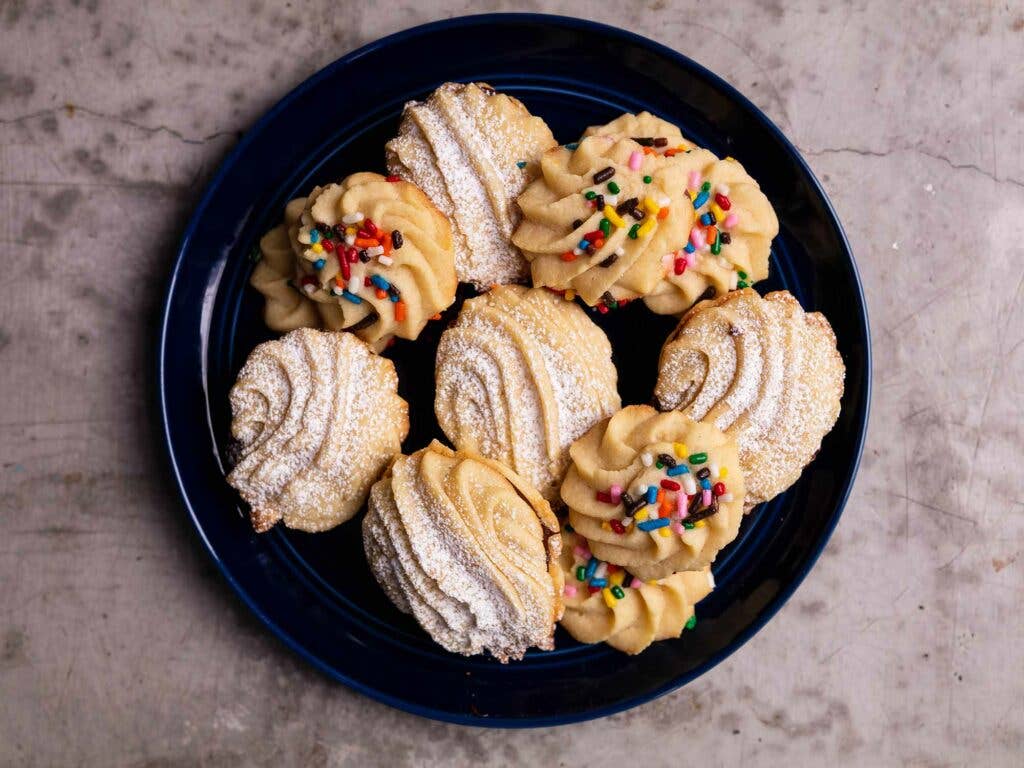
[[640, 149, 779, 315], [585, 111, 779, 314], [562, 405, 745, 581], [252, 172, 457, 352], [558, 528, 714, 655], [513, 134, 694, 310], [513, 110, 778, 315]]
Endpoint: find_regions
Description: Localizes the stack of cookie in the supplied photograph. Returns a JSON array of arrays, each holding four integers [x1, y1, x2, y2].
[[226, 82, 845, 660]]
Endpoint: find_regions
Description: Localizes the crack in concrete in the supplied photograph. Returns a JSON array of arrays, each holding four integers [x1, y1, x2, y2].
[[799, 144, 1024, 189], [0, 104, 237, 146], [5, 108, 1017, 191]]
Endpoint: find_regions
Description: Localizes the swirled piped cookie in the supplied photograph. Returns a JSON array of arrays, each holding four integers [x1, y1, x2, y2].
[[562, 405, 745, 581], [226, 329, 408, 532], [655, 289, 844, 507], [434, 285, 620, 503], [386, 82, 557, 288], [513, 135, 690, 310], [585, 111, 778, 315], [513, 131, 778, 315], [252, 172, 457, 351], [362, 440, 563, 662], [558, 530, 714, 654], [640, 148, 779, 315]]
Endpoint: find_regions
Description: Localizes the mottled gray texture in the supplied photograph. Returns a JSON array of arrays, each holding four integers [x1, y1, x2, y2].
[[1, 1, 1022, 766]]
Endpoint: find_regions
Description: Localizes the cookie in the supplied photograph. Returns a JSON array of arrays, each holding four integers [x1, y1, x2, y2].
[[362, 440, 563, 662], [655, 289, 844, 506], [513, 134, 692, 309], [226, 329, 408, 532], [558, 530, 713, 654], [640, 151, 779, 315], [252, 172, 457, 351], [573, 110, 778, 313], [434, 285, 620, 503], [386, 82, 557, 288], [561, 405, 745, 581]]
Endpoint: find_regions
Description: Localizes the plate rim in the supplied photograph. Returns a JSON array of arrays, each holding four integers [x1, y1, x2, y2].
[[158, 11, 872, 728]]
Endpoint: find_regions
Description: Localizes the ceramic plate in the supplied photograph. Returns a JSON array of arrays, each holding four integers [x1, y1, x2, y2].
[[158, 13, 870, 726]]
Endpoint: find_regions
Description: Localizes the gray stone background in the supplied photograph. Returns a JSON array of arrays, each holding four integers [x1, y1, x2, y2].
[[1, 1, 1022, 766]]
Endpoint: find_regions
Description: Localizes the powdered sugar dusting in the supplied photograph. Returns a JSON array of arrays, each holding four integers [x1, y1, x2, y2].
[[226, 329, 408, 532], [655, 291, 844, 506], [362, 442, 561, 661], [742, 296, 844, 504], [658, 310, 738, 422], [435, 286, 620, 502], [711, 302, 765, 429], [436, 326, 548, 479], [386, 82, 555, 287], [732, 296, 786, 451]]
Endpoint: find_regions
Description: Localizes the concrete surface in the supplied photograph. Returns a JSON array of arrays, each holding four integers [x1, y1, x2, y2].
[[1, 1, 1022, 766]]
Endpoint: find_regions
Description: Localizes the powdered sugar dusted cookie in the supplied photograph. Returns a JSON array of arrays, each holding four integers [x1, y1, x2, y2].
[[363, 440, 563, 662], [386, 82, 557, 288], [434, 285, 620, 504], [227, 329, 408, 532], [655, 289, 844, 507]]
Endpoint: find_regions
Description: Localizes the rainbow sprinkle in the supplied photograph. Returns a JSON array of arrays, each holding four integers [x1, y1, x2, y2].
[[563, 137, 750, 309], [295, 212, 407, 320], [569, 537, 645, 604], [595, 445, 731, 541], [673, 171, 745, 282]]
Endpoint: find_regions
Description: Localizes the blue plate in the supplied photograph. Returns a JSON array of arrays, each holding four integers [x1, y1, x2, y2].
[[159, 14, 870, 726]]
